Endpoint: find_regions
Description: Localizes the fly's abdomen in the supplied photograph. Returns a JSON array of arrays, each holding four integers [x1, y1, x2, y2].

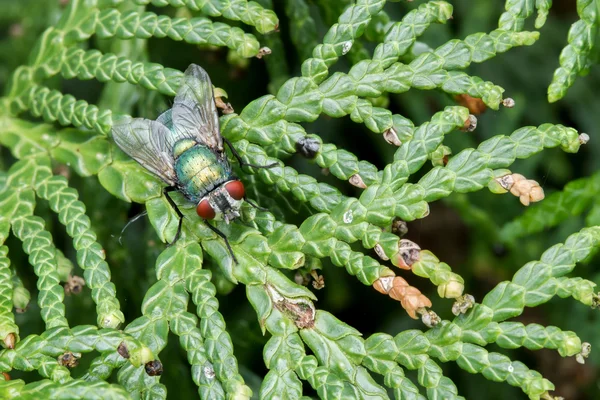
[[174, 143, 230, 202]]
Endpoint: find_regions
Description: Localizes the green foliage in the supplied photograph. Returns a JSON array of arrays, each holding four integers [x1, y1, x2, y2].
[[547, 0, 599, 102], [0, 0, 598, 399]]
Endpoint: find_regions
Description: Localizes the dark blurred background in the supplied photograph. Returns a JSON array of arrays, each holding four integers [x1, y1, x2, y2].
[[1, 0, 598, 398]]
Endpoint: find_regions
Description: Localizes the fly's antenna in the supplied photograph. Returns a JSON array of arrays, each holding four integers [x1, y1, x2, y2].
[[118, 210, 149, 245], [223, 137, 278, 170]]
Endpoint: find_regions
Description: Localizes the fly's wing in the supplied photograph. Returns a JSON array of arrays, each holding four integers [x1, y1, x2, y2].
[[170, 64, 224, 152], [111, 116, 177, 186]]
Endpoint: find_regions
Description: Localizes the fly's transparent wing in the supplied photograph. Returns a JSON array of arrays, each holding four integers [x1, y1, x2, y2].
[[111, 116, 177, 185], [171, 64, 223, 152]]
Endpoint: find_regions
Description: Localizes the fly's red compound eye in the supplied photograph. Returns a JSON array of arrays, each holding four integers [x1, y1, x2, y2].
[[225, 180, 245, 200], [196, 199, 216, 220]]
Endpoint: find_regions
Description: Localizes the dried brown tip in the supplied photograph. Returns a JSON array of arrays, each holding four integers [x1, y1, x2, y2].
[[419, 309, 440, 328], [496, 173, 544, 206], [373, 276, 394, 295], [256, 47, 272, 59], [393, 239, 421, 270], [2, 372, 10, 381], [215, 97, 234, 114], [374, 276, 432, 319], [383, 127, 402, 146], [460, 114, 477, 132], [349, 174, 367, 189], [3, 333, 16, 349], [117, 342, 131, 359], [310, 270, 325, 290], [576, 342, 592, 364], [455, 94, 487, 115], [267, 285, 315, 329]]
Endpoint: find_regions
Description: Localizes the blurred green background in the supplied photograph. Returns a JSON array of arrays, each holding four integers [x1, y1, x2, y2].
[[0, 0, 598, 398]]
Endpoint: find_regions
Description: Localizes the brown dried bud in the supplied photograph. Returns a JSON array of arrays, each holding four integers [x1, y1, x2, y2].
[[393, 239, 421, 270], [117, 342, 130, 359], [388, 277, 432, 319], [391, 219, 408, 236], [460, 114, 477, 132], [349, 174, 367, 189], [403, 289, 432, 319], [420, 309, 440, 327], [64, 275, 85, 295], [455, 94, 487, 115], [58, 352, 81, 368], [3, 333, 16, 349], [496, 173, 544, 206], [451, 294, 475, 315], [215, 97, 234, 114], [502, 97, 515, 108], [374, 276, 433, 319], [386, 276, 407, 300], [592, 293, 600, 309], [2, 372, 10, 381], [145, 360, 163, 376], [256, 47, 272, 59], [576, 342, 592, 364], [310, 270, 325, 290], [383, 127, 402, 146]]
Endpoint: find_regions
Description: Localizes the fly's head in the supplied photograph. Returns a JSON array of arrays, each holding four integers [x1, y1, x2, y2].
[[196, 180, 245, 223]]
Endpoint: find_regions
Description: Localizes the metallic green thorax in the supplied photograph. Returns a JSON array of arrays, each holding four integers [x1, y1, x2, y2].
[[155, 109, 234, 204], [174, 139, 232, 204]]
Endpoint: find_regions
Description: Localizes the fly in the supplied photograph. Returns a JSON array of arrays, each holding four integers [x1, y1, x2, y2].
[[111, 64, 275, 263]]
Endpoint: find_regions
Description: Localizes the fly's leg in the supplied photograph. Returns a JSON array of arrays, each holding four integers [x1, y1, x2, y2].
[[244, 197, 268, 212], [203, 220, 239, 264], [164, 186, 184, 245], [223, 137, 278, 170]]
